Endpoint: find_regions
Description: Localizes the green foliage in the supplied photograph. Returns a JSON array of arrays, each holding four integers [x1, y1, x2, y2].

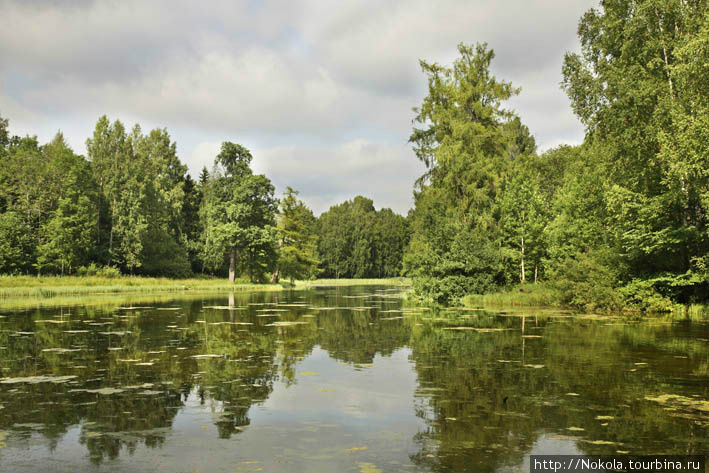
[[0, 114, 282, 281], [200, 142, 278, 282], [409, 226, 500, 304], [498, 161, 547, 284], [317, 196, 409, 279], [410, 43, 516, 223], [36, 134, 97, 275], [0, 211, 35, 274], [551, 251, 624, 312], [140, 226, 191, 278], [76, 264, 121, 278], [406, 8, 709, 311], [276, 187, 320, 283], [462, 283, 561, 308], [619, 278, 675, 313], [181, 175, 204, 273], [405, 43, 520, 303], [560, 0, 709, 304]]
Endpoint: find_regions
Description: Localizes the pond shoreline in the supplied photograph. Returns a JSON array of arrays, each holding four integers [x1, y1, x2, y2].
[[0, 276, 410, 309], [461, 284, 709, 319]]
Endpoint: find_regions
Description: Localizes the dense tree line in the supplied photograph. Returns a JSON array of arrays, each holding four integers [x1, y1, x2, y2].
[[317, 196, 410, 279], [0, 116, 409, 281], [0, 116, 205, 277], [405, 0, 709, 310]]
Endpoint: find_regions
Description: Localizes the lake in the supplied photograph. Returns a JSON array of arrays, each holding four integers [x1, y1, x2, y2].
[[0, 285, 707, 472]]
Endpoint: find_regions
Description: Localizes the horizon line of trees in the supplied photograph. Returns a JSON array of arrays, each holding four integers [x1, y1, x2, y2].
[[0, 115, 410, 282]]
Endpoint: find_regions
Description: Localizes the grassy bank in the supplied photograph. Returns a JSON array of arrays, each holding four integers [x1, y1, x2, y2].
[[461, 283, 709, 319], [295, 277, 409, 288], [462, 283, 561, 308], [0, 275, 410, 309], [0, 275, 281, 298]]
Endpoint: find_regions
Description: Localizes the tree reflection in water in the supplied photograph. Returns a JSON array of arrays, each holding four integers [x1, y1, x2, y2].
[[0, 286, 707, 471]]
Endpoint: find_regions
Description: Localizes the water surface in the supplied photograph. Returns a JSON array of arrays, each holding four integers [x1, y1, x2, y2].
[[0, 285, 707, 472]]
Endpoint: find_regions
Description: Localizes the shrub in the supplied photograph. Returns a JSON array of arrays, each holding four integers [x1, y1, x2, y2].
[[552, 250, 623, 312], [408, 228, 500, 304], [76, 263, 121, 278]]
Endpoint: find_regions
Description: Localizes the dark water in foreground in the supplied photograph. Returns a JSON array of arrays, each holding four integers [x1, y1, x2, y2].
[[0, 285, 708, 472]]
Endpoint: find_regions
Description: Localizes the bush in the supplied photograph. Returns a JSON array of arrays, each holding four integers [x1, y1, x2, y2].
[[97, 265, 121, 278], [620, 278, 685, 313], [140, 227, 192, 278], [552, 250, 623, 312], [408, 228, 500, 304], [76, 263, 121, 278], [0, 211, 35, 274]]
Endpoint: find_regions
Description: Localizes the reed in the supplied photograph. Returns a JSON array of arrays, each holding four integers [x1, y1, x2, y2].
[[462, 283, 562, 308]]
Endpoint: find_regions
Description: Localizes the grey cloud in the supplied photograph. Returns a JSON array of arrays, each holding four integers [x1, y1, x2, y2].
[[249, 141, 426, 215]]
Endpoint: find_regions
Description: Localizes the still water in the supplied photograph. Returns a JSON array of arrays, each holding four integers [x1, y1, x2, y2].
[[0, 285, 707, 472]]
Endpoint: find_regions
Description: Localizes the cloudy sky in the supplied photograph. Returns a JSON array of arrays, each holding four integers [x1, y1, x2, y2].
[[0, 0, 595, 214]]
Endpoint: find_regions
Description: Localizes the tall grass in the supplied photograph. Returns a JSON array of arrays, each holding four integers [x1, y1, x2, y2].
[[0, 275, 278, 298], [462, 283, 561, 308], [461, 283, 709, 319], [295, 277, 410, 288], [0, 275, 410, 309]]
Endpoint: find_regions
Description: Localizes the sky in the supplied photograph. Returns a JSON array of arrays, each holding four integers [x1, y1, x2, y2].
[[0, 0, 596, 215]]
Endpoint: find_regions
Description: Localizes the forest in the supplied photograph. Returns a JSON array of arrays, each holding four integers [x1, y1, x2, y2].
[[1, 0, 708, 312], [0, 116, 409, 284]]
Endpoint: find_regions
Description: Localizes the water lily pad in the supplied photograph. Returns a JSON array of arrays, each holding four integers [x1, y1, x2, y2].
[[0, 375, 77, 384], [582, 439, 621, 446], [71, 387, 125, 395], [265, 321, 308, 327], [645, 394, 709, 412], [358, 462, 381, 473]]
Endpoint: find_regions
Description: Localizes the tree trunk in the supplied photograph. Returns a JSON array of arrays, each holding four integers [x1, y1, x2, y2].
[[228, 247, 237, 283], [534, 263, 538, 284], [520, 237, 526, 283], [271, 267, 280, 283], [656, 7, 675, 100], [108, 197, 116, 265]]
